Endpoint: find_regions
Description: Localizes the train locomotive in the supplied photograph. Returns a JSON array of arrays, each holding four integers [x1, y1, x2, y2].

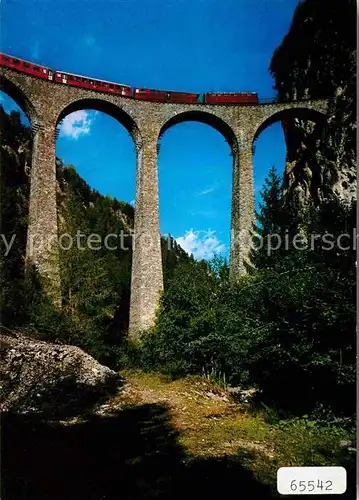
[[0, 52, 259, 105]]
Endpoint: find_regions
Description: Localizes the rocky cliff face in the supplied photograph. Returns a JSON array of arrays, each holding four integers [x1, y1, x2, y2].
[[270, 0, 356, 209]]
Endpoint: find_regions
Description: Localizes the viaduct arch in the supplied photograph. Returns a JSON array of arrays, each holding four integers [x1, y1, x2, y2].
[[0, 67, 329, 338], [56, 98, 142, 145]]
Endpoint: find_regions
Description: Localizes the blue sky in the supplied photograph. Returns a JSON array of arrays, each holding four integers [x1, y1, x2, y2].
[[1, 0, 301, 260]]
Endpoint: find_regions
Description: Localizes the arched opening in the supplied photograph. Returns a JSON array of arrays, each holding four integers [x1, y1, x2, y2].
[[56, 99, 139, 205], [55, 99, 139, 345], [253, 107, 326, 217], [158, 111, 236, 276], [0, 76, 37, 126], [0, 89, 34, 324]]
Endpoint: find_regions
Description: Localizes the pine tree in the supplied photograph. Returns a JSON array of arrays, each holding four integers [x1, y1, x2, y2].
[[249, 166, 290, 270]]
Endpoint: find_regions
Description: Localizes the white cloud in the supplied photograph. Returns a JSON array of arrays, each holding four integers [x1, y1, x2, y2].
[[59, 110, 96, 140], [199, 186, 216, 196], [176, 229, 226, 260]]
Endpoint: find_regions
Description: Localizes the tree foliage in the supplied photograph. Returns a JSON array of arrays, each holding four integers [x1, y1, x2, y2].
[[140, 169, 356, 417]]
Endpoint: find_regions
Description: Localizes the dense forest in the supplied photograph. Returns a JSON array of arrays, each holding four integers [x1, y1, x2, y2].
[[0, 0, 356, 428]]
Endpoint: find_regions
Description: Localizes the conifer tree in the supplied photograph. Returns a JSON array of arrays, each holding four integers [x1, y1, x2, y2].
[[249, 166, 289, 270]]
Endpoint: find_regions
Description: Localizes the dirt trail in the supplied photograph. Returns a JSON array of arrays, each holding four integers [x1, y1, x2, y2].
[[56, 370, 354, 497], [93, 371, 274, 459]]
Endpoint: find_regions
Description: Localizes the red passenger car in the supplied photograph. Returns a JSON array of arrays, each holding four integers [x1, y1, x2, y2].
[[0, 52, 54, 81], [134, 88, 199, 103], [1, 52, 260, 106], [204, 92, 258, 105], [54, 71, 133, 97]]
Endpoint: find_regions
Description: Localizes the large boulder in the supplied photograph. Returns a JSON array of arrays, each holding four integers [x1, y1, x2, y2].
[[0, 329, 122, 417]]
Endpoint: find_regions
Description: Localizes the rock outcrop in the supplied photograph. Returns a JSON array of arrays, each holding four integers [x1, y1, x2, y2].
[[0, 329, 122, 416], [270, 0, 356, 209]]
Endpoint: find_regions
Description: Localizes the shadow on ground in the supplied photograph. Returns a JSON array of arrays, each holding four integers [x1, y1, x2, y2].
[[2, 403, 356, 500], [2, 403, 277, 500]]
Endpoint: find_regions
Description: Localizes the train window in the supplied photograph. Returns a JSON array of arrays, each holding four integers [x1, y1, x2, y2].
[[68, 75, 73, 80], [12, 58, 19, 64], [109, 84, 114, 89], [3, 55, 9, 61], [23, 62, 30, 68], [89, 80, 94, 85], [33, 66, 40, 71]]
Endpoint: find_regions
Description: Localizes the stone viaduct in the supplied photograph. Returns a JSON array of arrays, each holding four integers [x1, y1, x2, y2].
[[0, 66, 328, 338]]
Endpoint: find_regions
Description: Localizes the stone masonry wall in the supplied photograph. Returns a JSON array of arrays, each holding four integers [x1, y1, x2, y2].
[[0, 67, 328, 337]]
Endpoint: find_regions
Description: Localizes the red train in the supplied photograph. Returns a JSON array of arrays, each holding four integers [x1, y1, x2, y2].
[[0, 52, 259, 105], [204, 92, 258, 105], [135, 87, 199, 104], [54, 70, 132, 97], [1, 53, 54, 81]]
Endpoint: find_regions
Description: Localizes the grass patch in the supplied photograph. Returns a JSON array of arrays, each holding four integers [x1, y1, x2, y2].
[[103, 370, 356, 496]]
